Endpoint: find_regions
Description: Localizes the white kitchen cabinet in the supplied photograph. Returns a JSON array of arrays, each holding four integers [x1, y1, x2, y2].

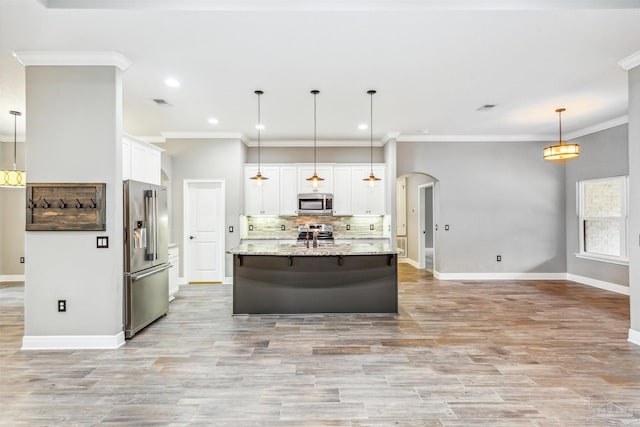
[[351, 165, 386, 215], [168, 246, 180, 301], [244, 165, 280, 215], [332, 166, 352, 215], [297, 165, 333, 194], [123, 134, 162, 185], [279, 166, 298, 216]]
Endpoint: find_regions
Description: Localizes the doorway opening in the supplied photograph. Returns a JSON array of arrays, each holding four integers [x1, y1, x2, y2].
[[396, 173, 438, 274], [183, 180, 225, 284]]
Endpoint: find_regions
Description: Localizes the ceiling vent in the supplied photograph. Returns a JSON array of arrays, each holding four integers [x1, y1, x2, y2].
[[152, 98, 170, 106], [477, 104, 497, 111]]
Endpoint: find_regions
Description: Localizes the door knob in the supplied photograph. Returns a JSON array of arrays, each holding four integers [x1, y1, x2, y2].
[[189, 236, 195, 240]]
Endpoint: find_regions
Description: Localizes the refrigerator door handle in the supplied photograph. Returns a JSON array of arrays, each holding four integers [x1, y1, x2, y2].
[[154, 190, 159, 261], [144, 189, 155, 261], [128, 263, 171, 281]]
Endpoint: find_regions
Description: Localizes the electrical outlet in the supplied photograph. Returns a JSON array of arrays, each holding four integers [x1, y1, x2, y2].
[[229, 226, 234, 233], [249, 225, 253, 231], [281, 225, 285, 231], [346, 224, 350, 231], [497, 255, 502, 262], [20, 256, 25, 264], [96, 236, 109, 248], [445, 225, 450, 231], [58, 300, 66, 312], [370, 224, 374, 231]]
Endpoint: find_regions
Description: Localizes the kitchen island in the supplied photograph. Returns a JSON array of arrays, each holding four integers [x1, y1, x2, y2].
[[229, 243, 398, 314]]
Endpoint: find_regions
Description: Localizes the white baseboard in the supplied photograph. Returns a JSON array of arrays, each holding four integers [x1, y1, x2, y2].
[[223, 276, 233, 285], [22, 332, 125, 350], [435, 272, 567, 281], [178, 276, 187, 285], [0, 274, 25, 283], [399, 258, 420, 268], [566, 273, 629, 295], [629, 328, 640, 346]]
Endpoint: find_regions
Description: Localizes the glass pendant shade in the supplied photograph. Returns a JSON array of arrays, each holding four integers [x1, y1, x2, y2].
[[306, 90, 323, 186], [543, 108, 580, 161], [249, 90, 268, 182], [363, 90, 381, 183], [0, 110, 26, 188]]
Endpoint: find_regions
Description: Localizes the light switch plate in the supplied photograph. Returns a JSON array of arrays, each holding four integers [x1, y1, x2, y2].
[[96, 236, 109, 248]]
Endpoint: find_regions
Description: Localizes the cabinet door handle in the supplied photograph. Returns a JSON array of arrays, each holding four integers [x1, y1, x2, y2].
[[189, 236, 195, 240]]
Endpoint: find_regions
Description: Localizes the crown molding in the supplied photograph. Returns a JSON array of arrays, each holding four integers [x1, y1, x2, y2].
[[38, 0, 640, 10], [137, 135, 167, 144], [564, 115, 628, 140], [396, 134, 555, 142], [160, 131, 248, 144], [619, 50, 640, 71], [244, 139, 381, 148], [13, 51, 131, 71]]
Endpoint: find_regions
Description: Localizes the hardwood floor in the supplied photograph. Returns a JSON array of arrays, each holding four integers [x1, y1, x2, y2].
[[1, 265, 639, 425]]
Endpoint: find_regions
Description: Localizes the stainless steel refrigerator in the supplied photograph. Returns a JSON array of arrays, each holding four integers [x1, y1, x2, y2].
[[123, 180, 170, 339]]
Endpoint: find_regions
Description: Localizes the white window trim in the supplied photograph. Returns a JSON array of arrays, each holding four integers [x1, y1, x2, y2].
[[576, 175, 628, 265]]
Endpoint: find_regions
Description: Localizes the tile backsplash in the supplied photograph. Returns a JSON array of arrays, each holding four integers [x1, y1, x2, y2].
[[241, 215, 388, 239]]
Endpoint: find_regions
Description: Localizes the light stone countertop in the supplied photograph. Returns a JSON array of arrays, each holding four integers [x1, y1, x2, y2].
[[228, 243, 400, 256]]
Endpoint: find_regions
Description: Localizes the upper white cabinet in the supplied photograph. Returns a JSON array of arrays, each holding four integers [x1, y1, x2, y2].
[[332, 166, 352, 215], [297, 165, 334, 194], [244, 165, 280, 215], [279, 166, 298, 216], [123, 134, 162, 185], [351, 165, 386, 215], [243, 163, 385, 216]]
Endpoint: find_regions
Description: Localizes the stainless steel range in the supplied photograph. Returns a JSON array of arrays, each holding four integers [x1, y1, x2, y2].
[[297, 223, 334, 245]]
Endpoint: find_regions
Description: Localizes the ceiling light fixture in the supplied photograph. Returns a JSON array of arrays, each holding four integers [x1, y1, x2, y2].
[[543, 108, 580, 161], [249, 90, 268, 184], [0, 110, 26, 188], [363, 90, 381, 186], [164, 78, 180, 88], [207, 117, 219, 125], [358, 123, 368, 130], [306, 89, 324, 188]]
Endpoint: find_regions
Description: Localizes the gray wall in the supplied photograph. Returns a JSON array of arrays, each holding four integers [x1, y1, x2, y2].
[[161, 138, 247, 278], [628, 65, 640, 334], [397, 140, 566, 274], [0, 141, 26, 277], [565, 124, 629, 286], [246, 146, 383, 164], [24, 66, 124, 336]]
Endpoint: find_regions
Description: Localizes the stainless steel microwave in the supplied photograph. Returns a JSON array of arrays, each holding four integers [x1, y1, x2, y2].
[[298, 193, 333, 215]]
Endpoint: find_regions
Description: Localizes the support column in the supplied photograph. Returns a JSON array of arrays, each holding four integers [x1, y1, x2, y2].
[[620, 51, 640, 345], [15, 51, 131, 349]]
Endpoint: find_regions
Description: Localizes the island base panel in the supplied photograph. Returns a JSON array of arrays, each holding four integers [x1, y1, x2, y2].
[[233, 255, 397, 314]]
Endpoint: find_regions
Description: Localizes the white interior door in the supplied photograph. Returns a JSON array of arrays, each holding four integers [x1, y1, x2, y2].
[[185, 181, 224, 283]]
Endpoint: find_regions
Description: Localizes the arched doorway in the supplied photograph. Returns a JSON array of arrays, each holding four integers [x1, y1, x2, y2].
[[396, 172, 439, 273]]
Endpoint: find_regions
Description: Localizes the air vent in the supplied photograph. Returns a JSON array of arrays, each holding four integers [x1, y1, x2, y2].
[[152, 98, 170, 105], [477, 104, 497, 111]]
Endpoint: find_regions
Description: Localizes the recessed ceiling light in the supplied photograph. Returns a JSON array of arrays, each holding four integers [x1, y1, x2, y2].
[[164, 78, 180, 88], [208, 117, 219, 125], [358, 123, 368, 130], [256, 124, 265, 130]]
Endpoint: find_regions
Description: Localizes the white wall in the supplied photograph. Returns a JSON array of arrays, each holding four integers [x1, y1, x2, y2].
[[627, 64, 640, 336], [397, 140, 566, 274], [24, 66, 123, 338], [246, 146, 383, 164]]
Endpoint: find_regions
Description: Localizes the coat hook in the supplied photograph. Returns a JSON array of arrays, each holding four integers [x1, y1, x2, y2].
[[88, 198, 96, 209], [75, 199, 83, 209], [58, 199, 67, 209], [28, 198, 36, 209], [42, 198, 50, 209]]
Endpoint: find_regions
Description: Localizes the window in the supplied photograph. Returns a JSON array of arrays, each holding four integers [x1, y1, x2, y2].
[[577, 176, 628, 263]]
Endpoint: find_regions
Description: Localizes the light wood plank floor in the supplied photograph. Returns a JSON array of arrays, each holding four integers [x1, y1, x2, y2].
[[1, 264, 640, 426]]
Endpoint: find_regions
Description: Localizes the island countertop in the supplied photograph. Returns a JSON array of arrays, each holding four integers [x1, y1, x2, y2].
[[228, 243, 399, 256]]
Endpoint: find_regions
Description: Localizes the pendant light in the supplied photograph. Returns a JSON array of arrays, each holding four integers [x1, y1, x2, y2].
[[0, 111, 26, 188], [363, 90, 381, 185], [543, 108, 580, 161], [306, 89, 324, 188], [249, 90, 268, 184]]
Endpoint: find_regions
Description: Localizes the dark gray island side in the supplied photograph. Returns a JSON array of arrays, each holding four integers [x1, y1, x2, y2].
[[229, 243, 399, 314]]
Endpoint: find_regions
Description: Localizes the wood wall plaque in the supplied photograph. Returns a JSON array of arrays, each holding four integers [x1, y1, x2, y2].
[[26, 183, 106, 231]]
